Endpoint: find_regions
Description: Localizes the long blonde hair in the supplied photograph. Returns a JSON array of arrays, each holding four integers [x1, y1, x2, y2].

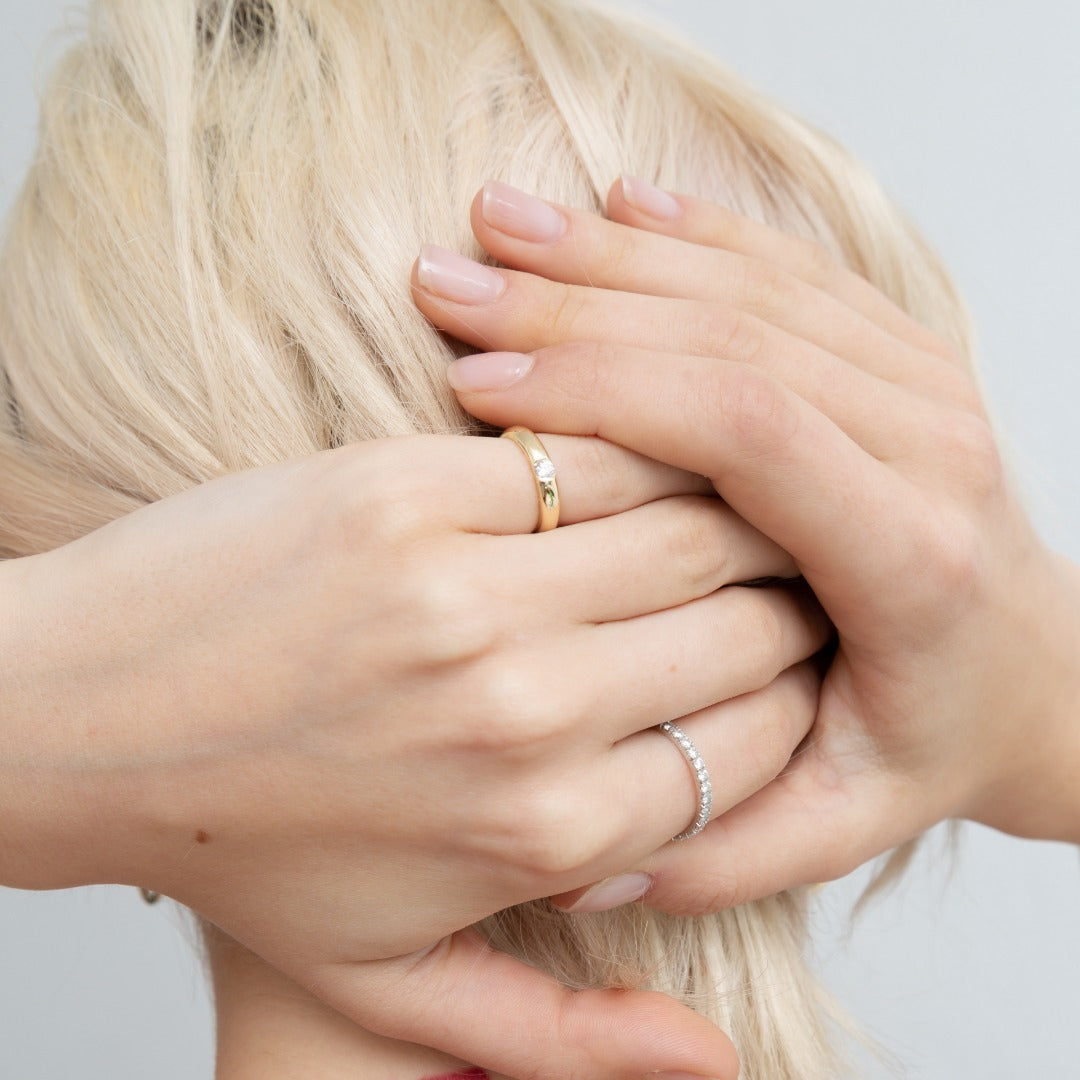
[[0, 0, 974, 1074]]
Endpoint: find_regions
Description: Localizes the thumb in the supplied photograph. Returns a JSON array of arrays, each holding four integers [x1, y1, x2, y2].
[[631, 743, 911, 913], [307, 929, 739, 1080]]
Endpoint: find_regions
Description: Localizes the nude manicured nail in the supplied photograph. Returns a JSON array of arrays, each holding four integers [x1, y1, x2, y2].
[[446, 351, 534, 392], [649, 1072, 718, 1080], [482, 180, 567, 243], [417, 245, 505, 304], [563, 872, 653, 914], [620, 174, 682, 221]]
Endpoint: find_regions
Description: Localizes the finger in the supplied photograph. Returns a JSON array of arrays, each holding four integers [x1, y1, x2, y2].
[[449, 586, 829, 895], [610, 175, 961, 366], [473, 180, 951, 391], [413, 243, 896, 382], [551, 660, 820, 913], [309, 930, 740, 1080], [411, 252, 923, 456], [446, 343, 919, 612], [494, 493, 797, 624], [381, 432, 711, 536], [567, 581, 830, 746], [628, 733, 922, 914]]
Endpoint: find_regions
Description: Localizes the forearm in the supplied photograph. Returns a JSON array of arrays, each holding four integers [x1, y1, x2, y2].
[[0, 551, 132, 891]]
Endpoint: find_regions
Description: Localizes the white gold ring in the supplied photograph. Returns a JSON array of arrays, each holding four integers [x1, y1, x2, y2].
[[658, 721, 713, 841]]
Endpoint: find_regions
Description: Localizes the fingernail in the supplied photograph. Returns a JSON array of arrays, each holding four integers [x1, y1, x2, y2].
[[563, 872, 653, 914], [446, 351, 534, 392], [620, 175, 682, 221], [417, 245, 505, 304], [649, 1072, 717, 1080], [420, 1072, 490, 1080], [482, 180, 567, 243]]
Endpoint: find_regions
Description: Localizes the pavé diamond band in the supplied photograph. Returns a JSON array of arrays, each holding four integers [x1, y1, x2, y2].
[[658, 721, 713, 841], [500, 426, 560, 532]]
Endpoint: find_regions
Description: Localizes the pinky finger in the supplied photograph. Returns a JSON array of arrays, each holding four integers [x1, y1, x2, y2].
[[551, 661, 821, 913], [631, 737, 924, 915]]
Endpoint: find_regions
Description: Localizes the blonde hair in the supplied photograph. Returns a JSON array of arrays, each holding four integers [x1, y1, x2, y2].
[[0, 0, 975, 1074]]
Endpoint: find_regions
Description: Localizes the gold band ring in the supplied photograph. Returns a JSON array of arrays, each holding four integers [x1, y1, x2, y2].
[[500, 426, 560, 532]]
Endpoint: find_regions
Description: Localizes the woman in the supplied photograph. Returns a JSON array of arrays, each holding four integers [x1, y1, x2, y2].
[[0, 1, 842, 1076], [2, 2, 1080, 1080]]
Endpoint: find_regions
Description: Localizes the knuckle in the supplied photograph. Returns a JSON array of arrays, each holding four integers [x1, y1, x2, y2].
[[737, 593, 786, 673], [947, 413, 1004, 500], [703, 305, 769, 366], [924, 334, 969, 369], [812, 831, 865, 884], [663, 497, 729, 593], [924, 361, 985, 414], [601, 224, 640, 280], [744, 699, 803, 783], [401, 565, 498, 666], [665, 866, 747, 914], [464, 660, 575, 754], [740, 258, 799, 320], [574, 434, 633, 507], [795, 237, 840, 289], [330, 437, 440, 549], [540, 340, 618, 415], [779, 661, 822, 731], [713, 365, 798, 451], [509, 786, 595, 877], [543, 280, 589, 342], [930, 525, 984, 604], [901, 512, 985, 621]]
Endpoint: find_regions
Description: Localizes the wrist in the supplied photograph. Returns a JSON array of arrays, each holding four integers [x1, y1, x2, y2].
[[965, 548, 1080, 843], [0, 549, 139, 890]]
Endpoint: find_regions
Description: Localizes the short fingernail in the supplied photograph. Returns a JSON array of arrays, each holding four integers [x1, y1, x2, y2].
[[482, 180, 567, 243], [563, 872, 653, 914], [417, 244, 506, 304], [620, 174, 682, 221], [446, 351, 534, 392]]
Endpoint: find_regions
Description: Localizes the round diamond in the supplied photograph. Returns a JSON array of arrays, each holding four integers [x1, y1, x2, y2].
[[534, 457, 556, 482]]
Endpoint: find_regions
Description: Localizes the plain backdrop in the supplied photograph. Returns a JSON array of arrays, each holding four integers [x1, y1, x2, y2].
[[2, 1, 1078, 1077]]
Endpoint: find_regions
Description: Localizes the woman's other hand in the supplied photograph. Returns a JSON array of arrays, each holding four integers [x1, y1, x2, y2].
[[413, 179, 1080, 915], [0, 432, 828, 1080]]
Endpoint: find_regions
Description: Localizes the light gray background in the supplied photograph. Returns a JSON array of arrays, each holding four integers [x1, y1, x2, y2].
[[2, 1, 1078, 1077]]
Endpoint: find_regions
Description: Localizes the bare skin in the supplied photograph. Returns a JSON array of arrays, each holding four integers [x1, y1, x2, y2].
[[412, 177, 1080, 915], [207, 928, 513, 1080], [2, 430, 831, 1079]]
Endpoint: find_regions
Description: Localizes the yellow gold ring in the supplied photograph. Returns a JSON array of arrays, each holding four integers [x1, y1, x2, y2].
[[500, 426, 560, 532]]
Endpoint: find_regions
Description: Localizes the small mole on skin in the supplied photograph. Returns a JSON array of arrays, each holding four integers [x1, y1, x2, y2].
[[195, 829, 211, 844]]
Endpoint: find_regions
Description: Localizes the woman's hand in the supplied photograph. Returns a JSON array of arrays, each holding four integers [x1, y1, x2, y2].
[[412, 178, 1080, 915], [0, 432, 827, 1080]]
